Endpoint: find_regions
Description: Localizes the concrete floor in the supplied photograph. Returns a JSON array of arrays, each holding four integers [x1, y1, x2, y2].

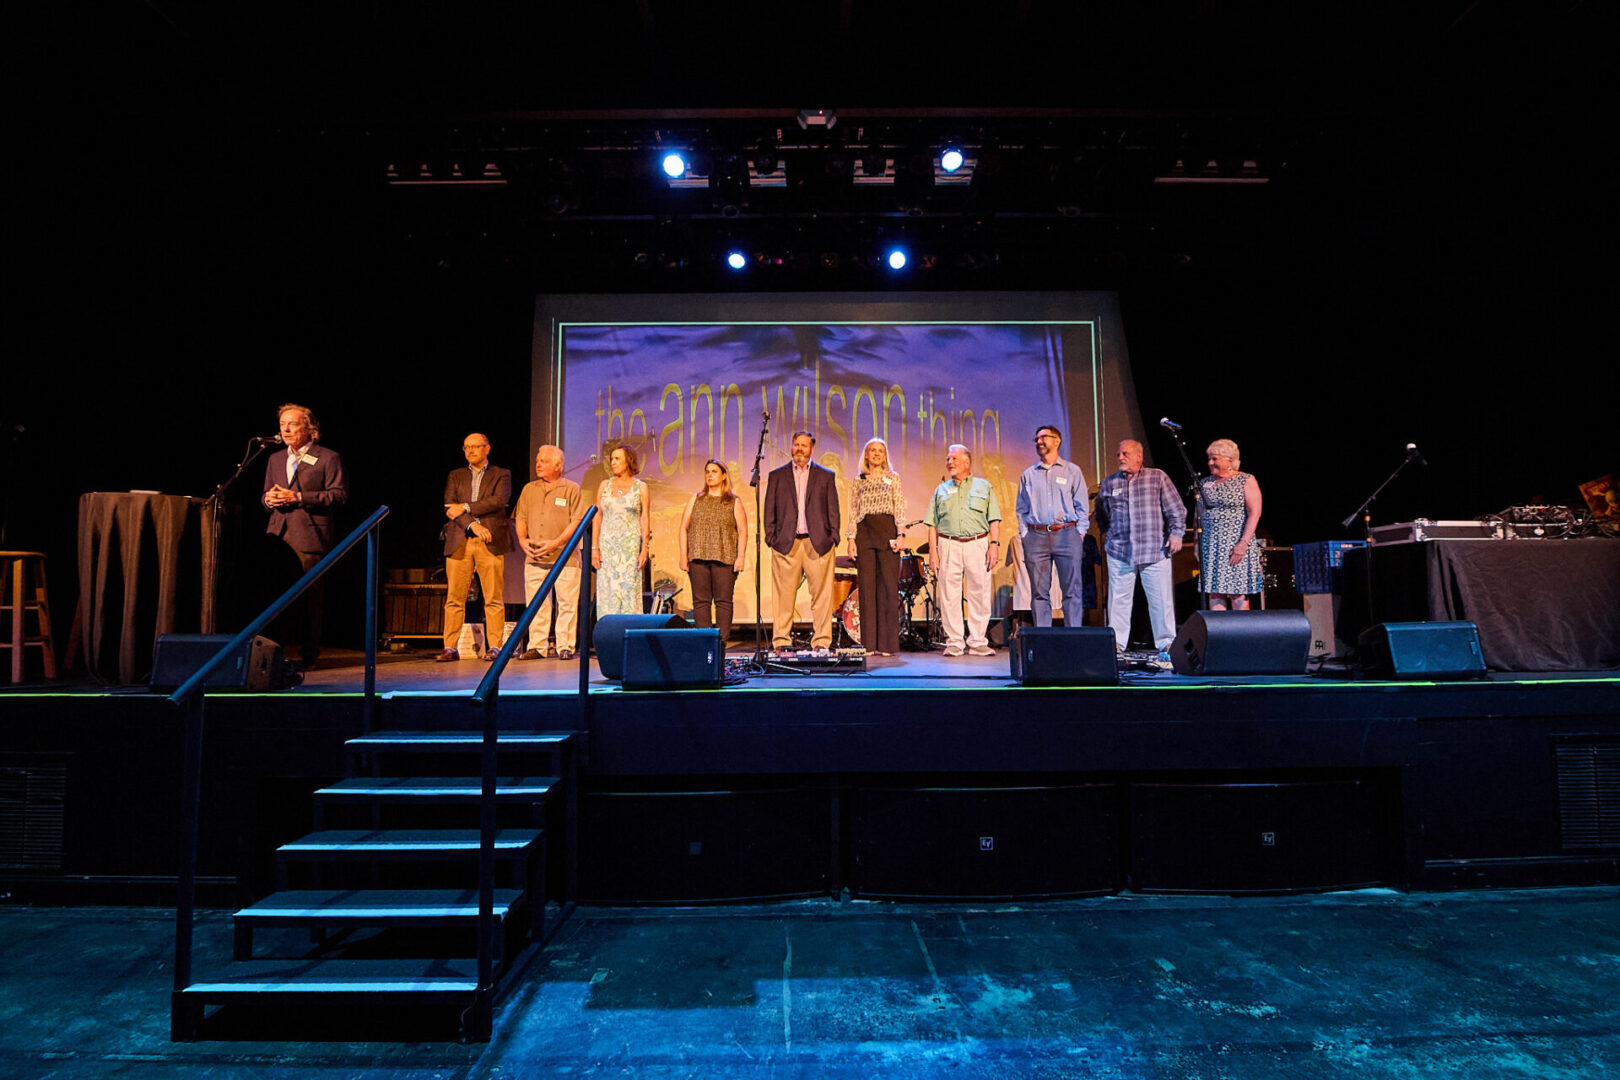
[[2, 889, 1618, 1078]]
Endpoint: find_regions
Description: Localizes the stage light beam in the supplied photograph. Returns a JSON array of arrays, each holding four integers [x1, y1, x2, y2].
[[887, 249, 908, 271], [726, 251, 747, 270], [661, 153, 687, 178], [940, 147, 964, 173]]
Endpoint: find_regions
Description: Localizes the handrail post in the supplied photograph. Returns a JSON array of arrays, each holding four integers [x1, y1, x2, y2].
[[364, 528, 379, 732], [173, 692, 204, 997], [477, 683, 498, 997], [579, 515, 595, 716]]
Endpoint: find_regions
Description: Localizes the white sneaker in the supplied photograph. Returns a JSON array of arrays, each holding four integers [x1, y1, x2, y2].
[[942, 645, 964, 657], [968, 644, 994, 657]]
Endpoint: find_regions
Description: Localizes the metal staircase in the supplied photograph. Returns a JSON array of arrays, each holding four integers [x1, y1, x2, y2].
[[169, 505, 597, 1041]]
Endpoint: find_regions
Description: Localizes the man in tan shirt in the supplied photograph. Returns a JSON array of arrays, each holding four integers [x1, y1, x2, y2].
[[513, 445, 586, 659]]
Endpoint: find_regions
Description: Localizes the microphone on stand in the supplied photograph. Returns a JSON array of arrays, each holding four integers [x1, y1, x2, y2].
[[251, 435, 283, 446], [1406, 442, 1428, 466], [1159, 418, 1182, 432]]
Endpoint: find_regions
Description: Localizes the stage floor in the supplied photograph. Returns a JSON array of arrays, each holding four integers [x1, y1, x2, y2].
[[18, 643, 1609, 697], [3, 889, 1618, 1075]]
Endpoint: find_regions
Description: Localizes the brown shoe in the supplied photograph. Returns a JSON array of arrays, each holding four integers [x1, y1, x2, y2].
[[434, 648, 460, 663], [557, 648, 575, 661], [517, 649, 543, 661]]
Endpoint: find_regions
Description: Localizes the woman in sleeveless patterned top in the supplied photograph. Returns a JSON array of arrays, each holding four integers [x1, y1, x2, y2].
[[592, 444, 650, 617], [1196, 438, 1263, 609], [679, 459, 748, 644]]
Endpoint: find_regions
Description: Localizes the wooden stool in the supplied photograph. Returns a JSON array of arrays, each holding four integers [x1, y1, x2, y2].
[[1, 551, 57, 683]]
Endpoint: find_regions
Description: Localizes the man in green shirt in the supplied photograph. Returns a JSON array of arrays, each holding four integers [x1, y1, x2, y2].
[[925, 444, 1002, 657]]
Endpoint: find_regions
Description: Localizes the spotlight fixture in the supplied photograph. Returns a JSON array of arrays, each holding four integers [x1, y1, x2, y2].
[[661, 152, 687, 178], [753, 142, 779, 176], [887, 249, 908, 271], [940, 147, 964, 173], [726, 251, 747, 270], [797, 107, 837, 131]]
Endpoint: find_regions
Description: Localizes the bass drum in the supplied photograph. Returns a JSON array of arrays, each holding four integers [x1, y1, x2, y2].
[[839, 587, 862, 646]]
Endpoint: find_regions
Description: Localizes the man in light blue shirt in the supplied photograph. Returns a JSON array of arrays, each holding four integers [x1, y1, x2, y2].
[[1014, 424, 1089, 627]]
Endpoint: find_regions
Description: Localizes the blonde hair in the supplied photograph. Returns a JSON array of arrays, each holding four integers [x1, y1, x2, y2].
[[1206, 439, 1241, 468], [276, 403, 319, 442], [860, 438, 894, 477]]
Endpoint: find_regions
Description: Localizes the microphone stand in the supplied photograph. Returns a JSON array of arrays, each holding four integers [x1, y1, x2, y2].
[[204, 438, 277, 632], [1340, 447, 1424, 540], [1161, 425, 1208, 610], [749, 411, 770, 664]]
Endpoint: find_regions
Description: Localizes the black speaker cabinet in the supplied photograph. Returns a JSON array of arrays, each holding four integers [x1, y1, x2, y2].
[[592, 613, 687, 681], [851, 783, 1122, 899], [1009, 626, 1119, 686], [1130, 779, 1392, 893], [621, 628, 724, 688], [1169, 609, 1311, 675], [1358, 621, 1485, 679], [578, 787, 830, 902], [150, 633, 286, 691]]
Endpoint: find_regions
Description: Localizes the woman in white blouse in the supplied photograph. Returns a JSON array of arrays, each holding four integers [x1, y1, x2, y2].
[[846, 438, 907, 655]]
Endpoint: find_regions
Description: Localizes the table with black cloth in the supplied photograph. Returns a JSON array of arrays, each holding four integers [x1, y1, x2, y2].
[[75, 491, 216, 684], [1340, 538, 1620, 672]]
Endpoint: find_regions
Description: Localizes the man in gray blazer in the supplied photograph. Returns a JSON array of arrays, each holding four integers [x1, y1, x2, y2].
[[262, 403, 348, 664], [437, 433, 512, 661]]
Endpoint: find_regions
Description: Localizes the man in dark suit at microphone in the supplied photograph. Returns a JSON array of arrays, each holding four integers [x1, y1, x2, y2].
[[262, 402, 348, 664], [764, 430, 840, 652], [436, 433, 513, 662]]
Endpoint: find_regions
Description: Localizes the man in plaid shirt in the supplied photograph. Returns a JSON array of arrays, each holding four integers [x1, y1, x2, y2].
[[1094, 439, 1187, 653]]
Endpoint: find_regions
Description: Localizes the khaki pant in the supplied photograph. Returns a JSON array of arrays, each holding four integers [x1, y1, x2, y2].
[[444, 537, 505, 652], [523, 561, 581, 653], [938, 534, 992, 650], [770, 537, 835, 649]]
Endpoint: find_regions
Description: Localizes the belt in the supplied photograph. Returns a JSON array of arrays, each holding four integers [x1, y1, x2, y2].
[[1028, 521, 1077, 532], [794, 532, 811, 539], [942, 531, 990, 542]]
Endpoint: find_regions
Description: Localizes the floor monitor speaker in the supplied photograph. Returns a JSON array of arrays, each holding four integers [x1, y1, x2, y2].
[[1169, 610, 1311, 675], [1358, 621, 1485, 679], [150, 633, 287, 691], [1009, 626, 1119, 686], [621, 628, 724, 688]]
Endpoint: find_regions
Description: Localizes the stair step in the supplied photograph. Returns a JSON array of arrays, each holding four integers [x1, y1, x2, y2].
[[278, 828, 542, 858], [235, 888, 523, 926], [180, 957, 479, 1001], [314, 777, 557, 802], [347, 730, 575, 752]]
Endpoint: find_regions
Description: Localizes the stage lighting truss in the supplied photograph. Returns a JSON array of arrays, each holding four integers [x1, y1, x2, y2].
[[387, 160, 506, 186]]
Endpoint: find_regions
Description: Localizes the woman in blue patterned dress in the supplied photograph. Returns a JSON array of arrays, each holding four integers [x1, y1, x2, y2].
[[1197, 438, 1263, 610], [592, 444, 650, 617]]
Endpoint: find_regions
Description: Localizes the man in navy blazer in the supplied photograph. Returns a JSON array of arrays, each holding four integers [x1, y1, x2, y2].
[[763, 430, 840, 651], [436, 433, 512, 662], [262, 403, 349, 664]]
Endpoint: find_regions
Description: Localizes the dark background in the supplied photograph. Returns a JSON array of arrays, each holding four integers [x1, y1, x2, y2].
[[8, 2, 1613, 648]]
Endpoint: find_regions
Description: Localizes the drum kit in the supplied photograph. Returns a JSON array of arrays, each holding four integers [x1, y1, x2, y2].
[[832, 546, 944, 650]]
